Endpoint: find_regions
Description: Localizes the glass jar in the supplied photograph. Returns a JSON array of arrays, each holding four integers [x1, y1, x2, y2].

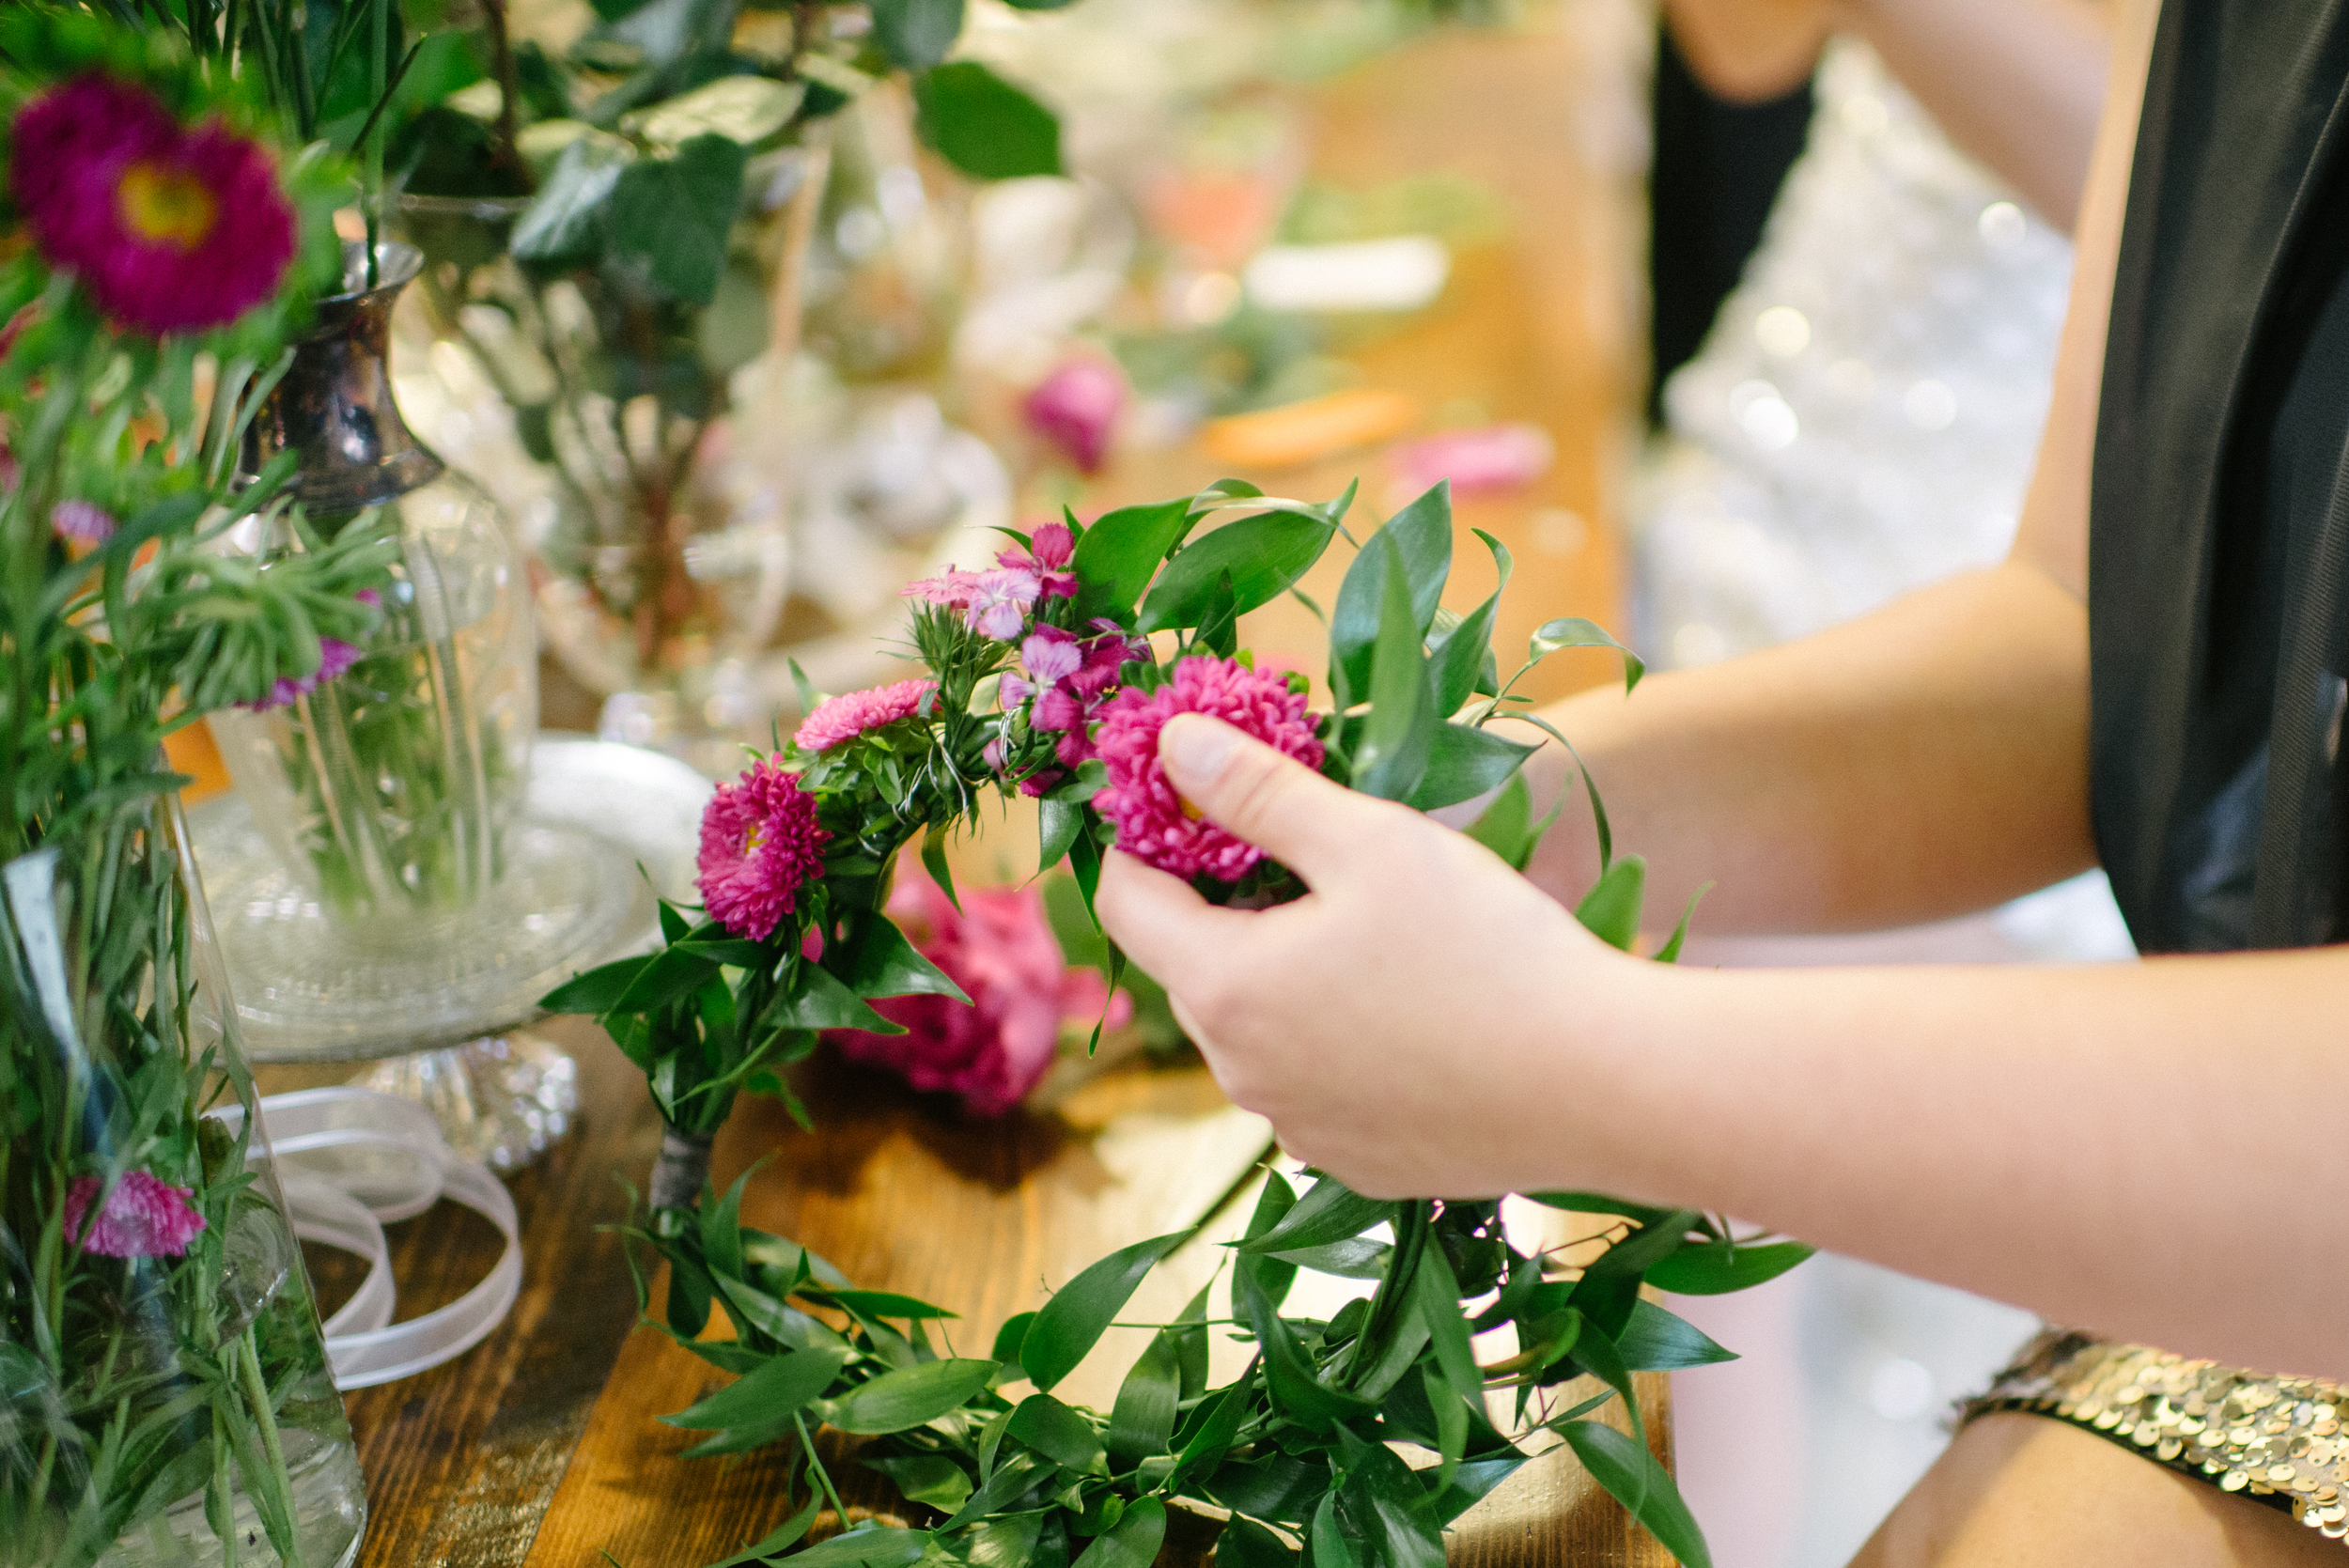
[[0, 795, 366, 1568], [207, 244, 534, 924]]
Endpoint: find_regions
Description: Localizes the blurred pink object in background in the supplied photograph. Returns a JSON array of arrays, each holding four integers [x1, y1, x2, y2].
[[1388, 423, 1554, 499], [1023, 355, 1127, 474]]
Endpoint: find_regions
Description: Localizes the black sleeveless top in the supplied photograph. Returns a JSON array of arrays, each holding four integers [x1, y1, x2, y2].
[[2092, 0, 2349, 952]]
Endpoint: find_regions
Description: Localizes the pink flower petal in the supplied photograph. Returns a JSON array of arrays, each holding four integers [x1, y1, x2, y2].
[[63, 1171, 206, 1258]]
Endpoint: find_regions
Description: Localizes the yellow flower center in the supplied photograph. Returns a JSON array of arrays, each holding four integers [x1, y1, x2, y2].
[[117, 162, 217, 252], [743, 822, 766, 855], [1178, 796, 1205, 821]]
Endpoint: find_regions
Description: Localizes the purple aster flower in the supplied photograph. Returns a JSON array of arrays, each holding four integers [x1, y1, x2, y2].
[[12, 77, 297, 336], [696, 757, 831, 941], [1023, 357, 1125, 474], [63, 1171, 207, 1259], [50, 499, 117, 546], [793, 677, 939, 753], [1093, 656, 1325, 881]]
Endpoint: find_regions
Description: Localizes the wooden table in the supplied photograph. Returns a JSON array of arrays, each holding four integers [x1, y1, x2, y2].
[[244, 8, 1672, 1563]]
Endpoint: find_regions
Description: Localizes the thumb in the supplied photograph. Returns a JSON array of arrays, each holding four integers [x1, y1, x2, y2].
[[1159, 713, 1376, 882]]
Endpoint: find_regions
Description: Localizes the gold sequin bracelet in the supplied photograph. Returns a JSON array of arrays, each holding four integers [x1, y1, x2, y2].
[[1963, 1328, 2349, 1541]]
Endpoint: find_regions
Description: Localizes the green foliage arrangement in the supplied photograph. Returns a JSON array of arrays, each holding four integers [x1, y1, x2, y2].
[[545, 475, 1807, 1564]]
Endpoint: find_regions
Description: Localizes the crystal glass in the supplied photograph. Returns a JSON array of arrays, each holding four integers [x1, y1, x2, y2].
[[0, 796, 365, 1568], [207, 244, 534, 924]]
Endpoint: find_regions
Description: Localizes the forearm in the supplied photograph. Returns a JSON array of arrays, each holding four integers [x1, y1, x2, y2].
[[1514, 560, 2097, 934], [1568, 946, 2349, 1380]]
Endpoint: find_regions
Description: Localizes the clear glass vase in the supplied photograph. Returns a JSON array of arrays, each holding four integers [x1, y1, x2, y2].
[[0, 794, 366, 1568], [207, 243, 535, 924]]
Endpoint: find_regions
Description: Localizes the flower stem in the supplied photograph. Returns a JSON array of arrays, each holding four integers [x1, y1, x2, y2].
[[236, 1324, 304, 1568], [794, 1412, 850, 1533]]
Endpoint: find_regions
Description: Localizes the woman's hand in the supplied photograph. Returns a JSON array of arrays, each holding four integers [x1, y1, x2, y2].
[[1094, 714, 1656, 1199]]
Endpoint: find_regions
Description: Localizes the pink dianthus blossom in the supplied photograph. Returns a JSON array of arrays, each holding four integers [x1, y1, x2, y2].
[[794, 678, 938, 753], [1023, 358, 1126, 474], [1094, 656, 1324, 881], [12, 77, 296, 336], [997, 521, 1078, 599], [902, 568, 983, 610], [830, 866, 1128, 1116], [963, 568, 1041, 641], [63, 1171, 206, 1259], [696, 757, 830, 940]]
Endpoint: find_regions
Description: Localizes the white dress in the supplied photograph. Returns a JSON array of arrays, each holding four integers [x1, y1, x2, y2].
[[1635, 39, 2130, 1568]]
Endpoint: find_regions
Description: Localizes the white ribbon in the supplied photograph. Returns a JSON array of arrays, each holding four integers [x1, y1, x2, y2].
[[221, 1087, 522, 1389]]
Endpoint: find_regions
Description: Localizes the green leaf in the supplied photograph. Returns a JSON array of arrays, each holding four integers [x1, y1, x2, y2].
[[817, 1359, 1000, 1435], [605, 133, 747, 306], [630, 74, 805, 147], [1582, 1209, 1701, 1281], [1529, 616, 1644, 695], [1405, 722, 1538, 812], [1039, 796, 1084, 874], [1330, 483, 1454, 695], [1463, 771, 1535, 869], [1642, 1240, 1814, 1296], [659, 1344, 848, 1456], [1409, 1244, 1482, 1404], [1308, 1495, 1360, 1568], [833, 911, 971, 1003], [1335, 1429, 1445, 1568], [1021, 1229, 1190, 1391], [1237, 1175, 1392, 1256], [872, 0, 966, 70], [1613, 1299, 1737, 1372], [611, 947, 723, 1017], [1350, 535, 1439, 802], [1231, 1172, 1298, 1324], [1242, 1272, 1375, 1433], [935, 1513, 1044, 1568], [782, 1527, 935, 1567], [914, 61, 1062, 180], [1072, 498, 1194, 623], [863, 1453, 976, 1512], [1560, 1421, 1711, 1568], [1574, 854, 1646, 952], [990, 1311, 1036, 1367], [1654, 885, 1711, 965], [1430, 1455, 1530, 1527], [538, 953, 655, 1016], [1107, 1320, 1182, 1464], [1519, 1191, 1683, 1229], [1135, 511, 1336, 634], [1428, 530, 1512, 714], [1215, 1517, 1298, 1568], [805, 1289, 960, 1321], [923, 822, 962, 915], [509, 132, 634, 265], [762, 961, 902, 1034], [1006, 1392, 1107, 1474], [1263, 1237, 1390, 1278], [1072, 1496, 1165, 1568], [706, 1489, 822, 1566]]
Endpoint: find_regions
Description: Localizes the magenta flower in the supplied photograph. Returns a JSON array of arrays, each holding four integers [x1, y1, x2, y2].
[[997, 521, 1078, 599], [63, 1171, 207, 1259], [241, 634, 364, 711], [830, 866, 1128, 1116], [12, 77, 297, 336], [1094, 656, 1325, 880], [1020, 626, 1083, 684], [1019, 623, 1151, 771], [50, 499, 117, 546], [696, 757, 831, 941], [794, 678, 938, 753], [1023, 357, 1126, 474]]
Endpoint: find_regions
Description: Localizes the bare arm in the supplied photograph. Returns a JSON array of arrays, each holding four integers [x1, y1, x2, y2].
[[1667, 0, 2110, 229], [1510, 0, 2150, 935]]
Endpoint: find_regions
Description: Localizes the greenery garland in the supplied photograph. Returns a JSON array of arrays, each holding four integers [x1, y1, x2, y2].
[[550, 476, 1812, 1566]]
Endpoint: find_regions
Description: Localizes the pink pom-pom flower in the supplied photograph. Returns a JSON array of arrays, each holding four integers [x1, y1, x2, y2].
[[696, 757, 831, 941], [794, 678, 938, 753], [63, 1171, 207, 1259], [1093, 656, 1324, 881], [12, 77, 296, 336], [830, 866, 1127, 1116]]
